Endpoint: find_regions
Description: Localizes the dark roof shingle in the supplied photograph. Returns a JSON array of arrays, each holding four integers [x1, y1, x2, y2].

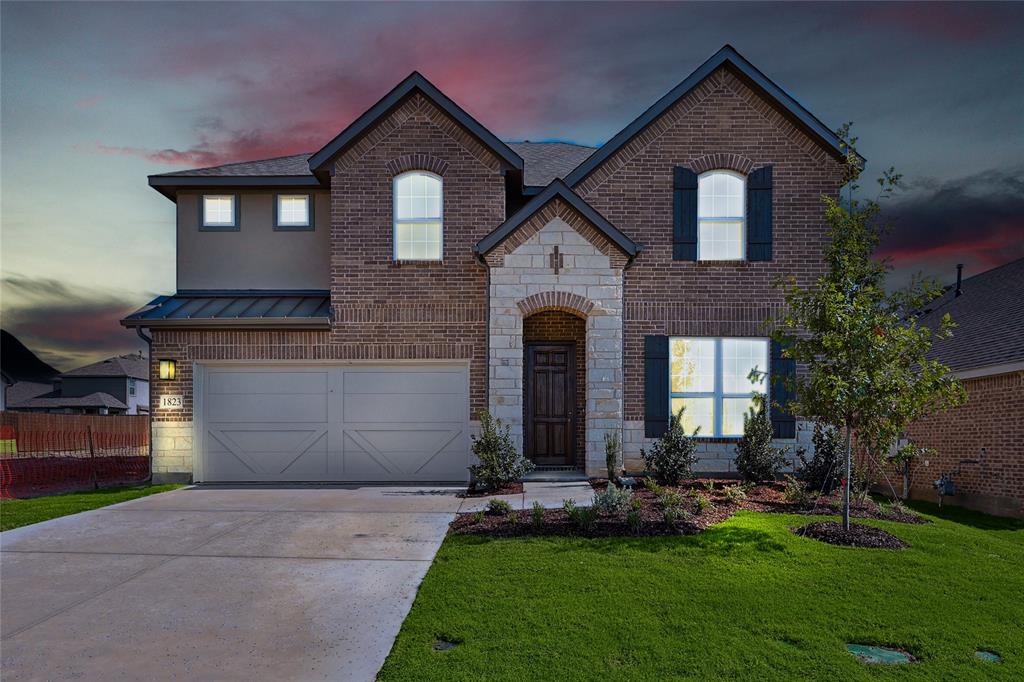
[[917, 257, 1024, 373], [11, 392, 128, 410], [154, 153, 313, 178], [62, 353, 148, 381], [507, 142, 595, 186]]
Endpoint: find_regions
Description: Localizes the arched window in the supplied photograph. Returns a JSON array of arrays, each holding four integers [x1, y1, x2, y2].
[[393, 171, 442, 261], [697, 170, 745, 260]]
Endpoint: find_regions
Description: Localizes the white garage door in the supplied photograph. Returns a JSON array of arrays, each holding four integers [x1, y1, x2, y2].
[[198, 364, 469, 483]]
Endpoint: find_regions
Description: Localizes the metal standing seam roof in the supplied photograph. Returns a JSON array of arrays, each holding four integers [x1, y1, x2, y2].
[[121, 291, 331, 328]]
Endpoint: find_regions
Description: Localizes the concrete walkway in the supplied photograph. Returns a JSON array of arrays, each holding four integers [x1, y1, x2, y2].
[[0, 482, 592, 681]]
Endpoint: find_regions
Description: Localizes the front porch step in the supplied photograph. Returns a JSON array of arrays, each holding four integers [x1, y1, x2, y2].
[[524, 468, 588, 482]]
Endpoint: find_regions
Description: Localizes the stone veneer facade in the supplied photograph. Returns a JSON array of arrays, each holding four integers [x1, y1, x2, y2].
[[485, 214, 625, 474]]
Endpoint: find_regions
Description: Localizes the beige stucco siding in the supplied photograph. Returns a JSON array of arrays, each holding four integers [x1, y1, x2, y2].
[[176, 191, 330, 290]]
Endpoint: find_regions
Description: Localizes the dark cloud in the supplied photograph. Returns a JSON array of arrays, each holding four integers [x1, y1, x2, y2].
[[1, 275, 147, 370], [878, 167, 1024, 287]]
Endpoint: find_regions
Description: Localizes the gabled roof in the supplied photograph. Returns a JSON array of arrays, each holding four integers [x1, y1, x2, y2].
[[62, 353, 148, 381], [154, 153, 312, 177], [11, 391, 128, 411], [121, 291, 331, 329], [508, 142, 595, 187], [1, 330, 60, 384], [307, 72, 523, 173], [917, 257, 1024, 374], [475, 179, 640, 257], [564, 45, 849, 188]]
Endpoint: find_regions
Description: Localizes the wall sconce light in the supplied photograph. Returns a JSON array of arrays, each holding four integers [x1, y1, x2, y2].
[[158, 359, 176, 380]]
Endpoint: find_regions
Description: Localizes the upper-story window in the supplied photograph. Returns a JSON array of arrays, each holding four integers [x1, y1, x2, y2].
[[393, 172, 442, 261], [275, 194, 313, 230], [128, 378, 136, 397], [201, 194, 238, 230], [669, 336, 768, 437], [697, 171, 745, 260]]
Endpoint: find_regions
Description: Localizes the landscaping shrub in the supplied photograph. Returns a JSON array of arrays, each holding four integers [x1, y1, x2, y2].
[[568, 505, 598, 533], [692, 492, 710, 515], [531, 501, 545, 529], [469, 410, 534, 492], [472, 511, 485, 524], [723, 485, 747, 505], [658, 490, 685, 511], [797, 423, 843, 494], [626, 508, 643, 534], [641, 409, 699, 485], [851, 463, 874, 503], [642, 478, 664, 497], [592, 482, 633, 517], [783, 475, 813, 507], [562, 498, 577, 516], [734, 397, 787, 483], [604, 431, 622, 485], [485, 499, 513, 516], [663, 506, 681, 529]]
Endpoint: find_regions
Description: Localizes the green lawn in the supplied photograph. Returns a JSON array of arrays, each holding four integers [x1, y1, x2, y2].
[[0, 484, 183, 531], [380, 503, 1023, 680]]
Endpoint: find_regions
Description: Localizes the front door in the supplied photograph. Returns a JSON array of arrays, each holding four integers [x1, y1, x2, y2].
[[525, 343, 576, 465]]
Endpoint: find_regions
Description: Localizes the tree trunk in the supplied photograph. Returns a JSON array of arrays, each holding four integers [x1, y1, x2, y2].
[[902, 460, 910, 500], [842, 426, 852, 531]]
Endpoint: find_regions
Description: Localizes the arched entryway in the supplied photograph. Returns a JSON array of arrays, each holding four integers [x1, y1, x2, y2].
[[523, 310, 586, 467]]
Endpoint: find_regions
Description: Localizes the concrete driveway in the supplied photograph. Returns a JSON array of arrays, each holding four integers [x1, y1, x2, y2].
[[0, 485, 467, 681], [0, 481, 593, 681]]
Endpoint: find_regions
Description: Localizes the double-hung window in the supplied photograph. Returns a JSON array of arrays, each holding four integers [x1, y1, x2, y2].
[[697, 171, 745, 260], [669, 337, 768, 437], [393, 172, 442, 260], [201, 194, 238, 230], [275, 194, 312, 230]]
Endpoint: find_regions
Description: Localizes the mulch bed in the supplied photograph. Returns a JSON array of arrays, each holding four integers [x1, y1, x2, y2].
[[795, 521, 909, 549], [459, 482, 524, 498], [450, 477, 925, 540]]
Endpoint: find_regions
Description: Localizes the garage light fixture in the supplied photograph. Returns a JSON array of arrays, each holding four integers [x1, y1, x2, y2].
[[158, 359, 176, 380]]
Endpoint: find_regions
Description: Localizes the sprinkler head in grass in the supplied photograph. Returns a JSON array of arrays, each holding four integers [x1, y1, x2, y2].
[[846, 644, 914, 665]]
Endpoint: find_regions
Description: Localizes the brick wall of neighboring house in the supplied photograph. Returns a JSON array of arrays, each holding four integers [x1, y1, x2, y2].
[[329, 92, 507, 416], [574, 65, 845, 464], [863, 371, 1024, 518], [523, 310, 587, 466]]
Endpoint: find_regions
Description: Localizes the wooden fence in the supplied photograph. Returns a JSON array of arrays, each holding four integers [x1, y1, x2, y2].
[[0, 412, 150, 498]]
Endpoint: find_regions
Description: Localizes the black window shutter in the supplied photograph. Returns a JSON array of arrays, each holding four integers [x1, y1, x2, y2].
[[747, 165, 773, 261], [770, 339, 796, 439], [644, 335, 670, 437], [673, 167, 698, 261]]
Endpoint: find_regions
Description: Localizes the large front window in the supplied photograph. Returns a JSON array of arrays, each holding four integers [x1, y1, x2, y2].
[[697, 171, 745, 260], [669, 337, 768, 437], [393, 172, 442, 260]]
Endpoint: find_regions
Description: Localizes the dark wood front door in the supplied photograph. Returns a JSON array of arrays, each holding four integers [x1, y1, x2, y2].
[[526, 343, 576, 465]]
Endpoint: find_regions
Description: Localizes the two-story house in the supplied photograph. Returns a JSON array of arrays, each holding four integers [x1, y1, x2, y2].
[[124, 45, 847, 484], [8, 353, 150, 415]]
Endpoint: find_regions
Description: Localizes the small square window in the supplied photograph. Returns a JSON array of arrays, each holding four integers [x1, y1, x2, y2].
[[275, 194, 313, 230], [201, 195, 238, 230]]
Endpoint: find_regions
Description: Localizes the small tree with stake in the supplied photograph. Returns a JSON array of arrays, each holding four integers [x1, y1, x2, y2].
[[770, 124, 965, 531]]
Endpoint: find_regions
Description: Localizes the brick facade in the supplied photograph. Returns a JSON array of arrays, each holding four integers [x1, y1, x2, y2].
[[573, 65, 845, 464], [523, 311, 587, 465], [864, 371, 1024, 518], [329, 92, 506, 416], [145, 61, 849, 482]]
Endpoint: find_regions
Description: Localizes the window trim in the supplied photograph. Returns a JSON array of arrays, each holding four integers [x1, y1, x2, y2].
[[392, 171, 443, 262], [199, 194, 240, 231], [668, 336, 769, 438], [697, 170, 746, 261], [273, 193, 315, 231]]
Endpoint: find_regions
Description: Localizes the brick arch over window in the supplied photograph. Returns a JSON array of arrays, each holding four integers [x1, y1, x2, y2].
[[688, 153, 754, 175], [516, 291, 595, 318], [385, 153, 449, 177]]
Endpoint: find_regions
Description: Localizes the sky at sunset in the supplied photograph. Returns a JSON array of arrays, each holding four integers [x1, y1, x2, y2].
[[1, 1, 1022, 369]]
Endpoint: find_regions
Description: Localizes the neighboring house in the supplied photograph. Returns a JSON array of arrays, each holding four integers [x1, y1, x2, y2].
[[1, 330, 60, 411], [124, 45, 848, 484], [893, 259, 1024, 517], [8, 353, 150, 416]]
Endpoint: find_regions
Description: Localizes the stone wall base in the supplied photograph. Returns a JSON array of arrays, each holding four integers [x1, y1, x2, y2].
[[621, 420, 817, 477], [153, 422, 194, 478]]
